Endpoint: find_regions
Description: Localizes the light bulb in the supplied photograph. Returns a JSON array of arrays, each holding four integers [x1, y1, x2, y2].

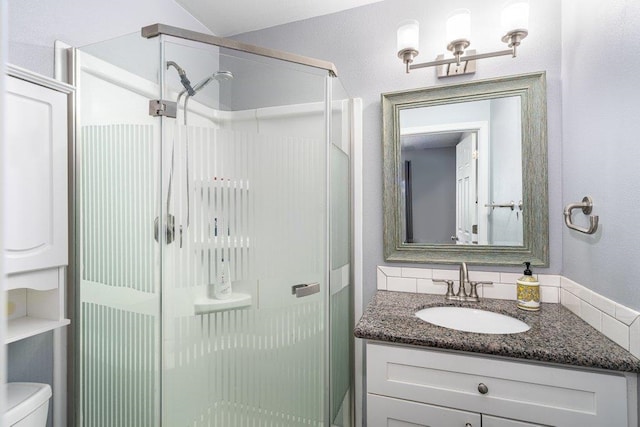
[[446, 9, 471, 43], [397, 20, 420, 53], [501, 0, 529, 34]]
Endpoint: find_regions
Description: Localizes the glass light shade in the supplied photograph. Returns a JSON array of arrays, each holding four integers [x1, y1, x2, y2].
[[397, 20, 420, 52], [446, 9, 471, 42], [501, 0, 529, 33]]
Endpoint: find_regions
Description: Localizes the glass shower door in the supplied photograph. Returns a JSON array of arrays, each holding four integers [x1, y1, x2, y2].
[[160, 38, 329, 426]]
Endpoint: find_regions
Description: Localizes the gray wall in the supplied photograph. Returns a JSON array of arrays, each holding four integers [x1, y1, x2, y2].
[[561, 0, 640, 309], [7, 333, 54, 427], [7, 0, 210, 77], [234, 0, 564, 305]]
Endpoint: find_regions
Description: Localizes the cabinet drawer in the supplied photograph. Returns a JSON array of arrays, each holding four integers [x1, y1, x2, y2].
[[368, 393, 480, 427], [367, 343, 631, 426]]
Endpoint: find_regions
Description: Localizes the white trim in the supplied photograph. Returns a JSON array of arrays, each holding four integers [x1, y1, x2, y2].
[[0, 1, 7, 421], [54, 40, 72, 84], [7, 64, 74, 94], [351, 98, 364, 427]]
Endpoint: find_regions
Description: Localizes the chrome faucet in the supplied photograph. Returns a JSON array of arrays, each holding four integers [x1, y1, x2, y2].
[[434, 262, 493, 302], [459, 262, 469, 297]]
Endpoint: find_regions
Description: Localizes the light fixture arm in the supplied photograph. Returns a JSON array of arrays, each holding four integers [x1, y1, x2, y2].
[[408, 48, 514, 71], [398, 48, 419, 74], [403, 29, 527, 74]]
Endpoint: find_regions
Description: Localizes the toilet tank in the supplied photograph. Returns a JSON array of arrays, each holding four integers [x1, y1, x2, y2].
[[5, 383, 52, 427]]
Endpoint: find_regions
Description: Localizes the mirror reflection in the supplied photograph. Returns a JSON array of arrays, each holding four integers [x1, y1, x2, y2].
[[399, 97, 523, 246]]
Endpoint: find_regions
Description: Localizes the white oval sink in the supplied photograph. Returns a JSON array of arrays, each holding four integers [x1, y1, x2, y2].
[[415, 306, 530, 334]]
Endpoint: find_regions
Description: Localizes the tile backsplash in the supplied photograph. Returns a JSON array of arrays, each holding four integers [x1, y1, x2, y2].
[[377, 265, 640, 359]]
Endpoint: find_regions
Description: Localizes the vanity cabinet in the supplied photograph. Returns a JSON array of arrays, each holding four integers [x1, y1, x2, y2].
[[366, 342, 636, 427], [4, 65, 73, 342]]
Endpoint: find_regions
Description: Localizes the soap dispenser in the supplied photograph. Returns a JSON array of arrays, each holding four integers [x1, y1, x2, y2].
[[214, 258, 232, 300], [516, 262, 540, 311]]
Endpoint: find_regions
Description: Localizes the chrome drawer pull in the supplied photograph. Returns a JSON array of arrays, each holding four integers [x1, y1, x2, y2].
[[478, 383, 489, 394]]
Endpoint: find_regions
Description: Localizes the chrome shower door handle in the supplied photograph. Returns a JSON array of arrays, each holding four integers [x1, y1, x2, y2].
[[292, 283, 320, 298]]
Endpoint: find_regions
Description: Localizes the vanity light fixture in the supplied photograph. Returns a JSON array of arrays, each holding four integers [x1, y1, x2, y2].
[[397, 1, 529, 78]]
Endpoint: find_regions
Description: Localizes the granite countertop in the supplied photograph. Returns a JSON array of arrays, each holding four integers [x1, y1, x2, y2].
[[354, 291, 640, 373]]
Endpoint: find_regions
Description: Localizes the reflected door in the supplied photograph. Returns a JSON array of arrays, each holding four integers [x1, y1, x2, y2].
[[456, 133, 477, 244]]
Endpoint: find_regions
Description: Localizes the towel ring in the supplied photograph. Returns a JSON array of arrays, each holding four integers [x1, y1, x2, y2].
[[563, 196, 599, 234]]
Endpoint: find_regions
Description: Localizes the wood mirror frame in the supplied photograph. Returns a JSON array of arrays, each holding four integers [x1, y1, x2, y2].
[[382, 72, 548, 265]]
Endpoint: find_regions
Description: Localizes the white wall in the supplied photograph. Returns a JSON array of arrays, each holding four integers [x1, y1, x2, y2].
[[234, 0, 564, 305], [561, 0, 640, 309], [7, 0, 210, 77]]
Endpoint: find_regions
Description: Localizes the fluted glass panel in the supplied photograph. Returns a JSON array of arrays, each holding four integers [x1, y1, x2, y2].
[[162, 123, 326, 426], [80, 123, 161, 426]]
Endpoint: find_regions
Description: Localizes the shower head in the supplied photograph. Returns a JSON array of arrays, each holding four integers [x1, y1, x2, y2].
[[191, 71, 234, 93], [213, 71, 234, 81], [166, 61, 196, 96]]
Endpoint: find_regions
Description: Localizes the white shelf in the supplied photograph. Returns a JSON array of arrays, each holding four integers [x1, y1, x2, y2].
[[7, 316, 70, 344], [194, 293, 252, 315]]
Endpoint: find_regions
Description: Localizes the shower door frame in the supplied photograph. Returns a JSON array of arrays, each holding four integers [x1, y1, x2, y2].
[[142, 24, 338, 78]]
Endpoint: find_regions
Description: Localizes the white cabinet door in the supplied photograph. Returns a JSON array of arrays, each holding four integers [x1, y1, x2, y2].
[[483, 414, 543, 427], [5, 75, 68, 274], [368, 394, 481, 427]]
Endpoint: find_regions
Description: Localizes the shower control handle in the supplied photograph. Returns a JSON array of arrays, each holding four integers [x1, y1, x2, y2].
[[292, 283, 320, 298]]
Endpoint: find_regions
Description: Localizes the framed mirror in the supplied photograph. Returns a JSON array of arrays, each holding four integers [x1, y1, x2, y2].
[[383, 72, 548, 265]]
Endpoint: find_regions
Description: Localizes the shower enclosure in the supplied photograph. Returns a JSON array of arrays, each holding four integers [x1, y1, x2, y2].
[[71, 25, 354, 426]]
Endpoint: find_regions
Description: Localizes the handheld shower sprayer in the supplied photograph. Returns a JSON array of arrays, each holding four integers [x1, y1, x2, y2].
[[162, 65, 234, 247], [166, 61, 196, 96], [191, 71, 234, 93]]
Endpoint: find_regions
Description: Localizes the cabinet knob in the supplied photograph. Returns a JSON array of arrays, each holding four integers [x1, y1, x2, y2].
[[465, 423, 472, 427], [477, 383, 489, 394]]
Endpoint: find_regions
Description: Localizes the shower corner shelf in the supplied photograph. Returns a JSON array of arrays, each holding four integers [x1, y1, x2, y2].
[[194, 293, 252, 315]]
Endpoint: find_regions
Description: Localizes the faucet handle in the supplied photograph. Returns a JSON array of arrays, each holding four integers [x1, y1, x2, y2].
[[433, 279, 455, 297], [469, 281, 493, 299]]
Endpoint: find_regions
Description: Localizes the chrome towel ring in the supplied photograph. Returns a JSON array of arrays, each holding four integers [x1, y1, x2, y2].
[[563, 196, 599, 234]]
